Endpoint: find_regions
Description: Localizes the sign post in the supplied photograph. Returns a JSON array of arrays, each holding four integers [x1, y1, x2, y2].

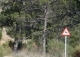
[[65, 36, 67, 57], [61, 27, 70, 57]]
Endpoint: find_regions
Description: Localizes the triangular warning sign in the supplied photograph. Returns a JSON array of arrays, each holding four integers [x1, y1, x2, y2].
[[61, 27, 70, 36]]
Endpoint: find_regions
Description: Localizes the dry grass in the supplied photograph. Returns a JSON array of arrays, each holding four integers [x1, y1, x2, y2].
[[0, 27, 14, 45], [3, 50, 54, 57]]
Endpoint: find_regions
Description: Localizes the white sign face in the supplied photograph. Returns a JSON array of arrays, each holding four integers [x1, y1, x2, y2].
[[61, 27, 70, 36]]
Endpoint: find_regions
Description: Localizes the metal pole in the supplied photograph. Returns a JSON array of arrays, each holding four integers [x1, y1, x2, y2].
[[65, 36, 67, 57]]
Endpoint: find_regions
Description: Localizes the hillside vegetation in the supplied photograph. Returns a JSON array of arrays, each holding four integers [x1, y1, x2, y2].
[[0, 0, 80, 57]]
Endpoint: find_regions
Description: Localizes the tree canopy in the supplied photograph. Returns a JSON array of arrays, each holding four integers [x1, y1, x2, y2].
[[0, 0, 80, 47]]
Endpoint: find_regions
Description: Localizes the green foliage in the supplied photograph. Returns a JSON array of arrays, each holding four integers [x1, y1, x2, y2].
[[7, 27, 15, 38], [69, 23, 80, 47]]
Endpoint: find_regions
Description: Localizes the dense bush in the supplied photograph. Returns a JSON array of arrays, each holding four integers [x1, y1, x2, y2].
[[73, 46, 80, 57]]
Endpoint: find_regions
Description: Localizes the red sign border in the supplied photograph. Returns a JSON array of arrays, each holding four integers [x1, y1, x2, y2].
[[61, 27, 70, 36]]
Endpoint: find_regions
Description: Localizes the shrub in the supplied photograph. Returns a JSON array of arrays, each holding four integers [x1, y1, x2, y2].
[[0, 42, 12, 57], [22, 39, 34, 51], [0, 28, 2, 39], [7, 27, 15, 38], [73, 46, 80, 57], [47, 39, 73, 57]]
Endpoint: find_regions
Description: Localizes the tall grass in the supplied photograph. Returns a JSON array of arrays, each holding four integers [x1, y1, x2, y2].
[[0, 42, 12, 57], [12, 51, 54, 57]]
